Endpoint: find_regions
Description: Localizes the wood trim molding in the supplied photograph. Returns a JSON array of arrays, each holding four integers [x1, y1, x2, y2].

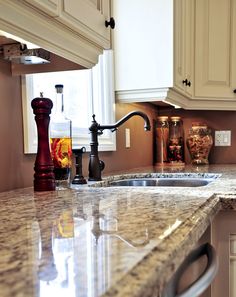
[[116, 86, 236, 110], [116, 88, 170, 103], [167, 89, 236, 110]]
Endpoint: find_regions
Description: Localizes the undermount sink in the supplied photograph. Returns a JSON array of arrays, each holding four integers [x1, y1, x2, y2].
[[93, 173, 222, 188], [108, 178, 214, 187]]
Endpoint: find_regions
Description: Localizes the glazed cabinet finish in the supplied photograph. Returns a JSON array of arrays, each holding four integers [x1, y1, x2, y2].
[[113, 0, 236, 110], [177, 227, 211, 297], [174, 0, 194, 98], [59, 0, 111, 49], [211, 211, 236, 297], [23, 0, 59, 16], [0, 0, 111, 68], [195, 0, 236, 100], [113, 0, 173, 103], [113, 0, 195, 106], [23, 0, 111, 48]]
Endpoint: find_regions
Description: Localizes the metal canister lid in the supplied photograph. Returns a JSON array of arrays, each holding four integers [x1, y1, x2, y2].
[[192, 122, 207, 128], [157, 116, 169, 122], [170, 116, 181, 122]]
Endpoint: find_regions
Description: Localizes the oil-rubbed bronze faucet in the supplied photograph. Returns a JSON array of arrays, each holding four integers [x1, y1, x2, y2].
[[88, 111, 151, 181]]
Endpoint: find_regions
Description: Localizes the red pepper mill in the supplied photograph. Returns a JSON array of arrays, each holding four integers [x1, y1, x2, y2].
[[31, 96, 55, 191]]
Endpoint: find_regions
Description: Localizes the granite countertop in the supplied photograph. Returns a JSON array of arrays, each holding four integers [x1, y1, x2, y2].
[[1, 164, 236, 297]]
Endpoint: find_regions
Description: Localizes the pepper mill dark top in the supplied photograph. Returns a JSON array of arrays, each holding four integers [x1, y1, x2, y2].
[[31, 97, 55, 191]]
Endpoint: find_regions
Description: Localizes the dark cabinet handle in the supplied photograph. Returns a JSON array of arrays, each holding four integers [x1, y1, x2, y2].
[[105, 17, 115, 29], [182, 79, 191, 87], [161, 243, 218, 297], [233, 89, 236, 93]]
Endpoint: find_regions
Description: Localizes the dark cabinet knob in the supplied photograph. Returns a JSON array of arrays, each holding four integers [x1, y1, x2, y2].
[[182, 78, 191, 87], [233, 89, 236, 93], [105, 17, 115, 29]]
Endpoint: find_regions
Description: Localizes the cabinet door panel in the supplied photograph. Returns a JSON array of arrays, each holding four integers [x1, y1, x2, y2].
[[211, 211, 236, 297], [174, 0, 186, 94], [23, 0, 59, 16], [184, 0, 194, 97], [195, 0, 236, 98], [0, 0, 103, 67], [58, 0, 110, 49], [174, 0, 193, 97]]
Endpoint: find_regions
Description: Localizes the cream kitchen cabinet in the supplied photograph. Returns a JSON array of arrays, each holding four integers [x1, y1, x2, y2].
[[177, 0, 236, 110], [195, 0, 236, 101], [0, 0, 112, 68], [22, 0, 59, 16], [211, 211, 236, 297], [23, 0, 111, 50], [113, 0, 194, 107], [176, 226, 211, 297], [113, 0, 174, 104], [173, 0, 194, 99], [56, 0, 111, 50], [113, 0, 236, 110]]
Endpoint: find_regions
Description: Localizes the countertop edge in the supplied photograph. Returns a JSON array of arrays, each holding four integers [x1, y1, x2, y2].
[[101, 194, 221, 297]]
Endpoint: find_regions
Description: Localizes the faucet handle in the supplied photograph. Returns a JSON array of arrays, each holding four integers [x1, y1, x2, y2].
[[97, 129, 104, 136]]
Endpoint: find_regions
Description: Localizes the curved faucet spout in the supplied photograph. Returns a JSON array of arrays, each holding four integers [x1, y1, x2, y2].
[[88, 111, 151, 181], [99, 111, 151, 132]]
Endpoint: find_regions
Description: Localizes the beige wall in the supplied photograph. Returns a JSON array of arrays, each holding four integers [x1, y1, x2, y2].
[[2, 57, 236, 192], [85, 102, 156, 174], [0, 59, 35, 192], [158, 108, 236, 164]]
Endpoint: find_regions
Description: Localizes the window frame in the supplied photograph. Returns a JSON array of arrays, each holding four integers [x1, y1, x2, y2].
[[21, 50, 116, 154]]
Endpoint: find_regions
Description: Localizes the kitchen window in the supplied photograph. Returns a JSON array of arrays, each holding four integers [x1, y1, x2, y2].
[[22, 50, 116, 153]]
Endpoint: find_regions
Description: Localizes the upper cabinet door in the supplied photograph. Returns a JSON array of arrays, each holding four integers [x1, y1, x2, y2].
[[112, 0, 236, 110], [57, 0, 111, 49], [23, 0, 59, 16], [195, 0, 236, 99], [174, 0, 194, 98], [113, 0, 173, 102], [0, 0, 111, 67]]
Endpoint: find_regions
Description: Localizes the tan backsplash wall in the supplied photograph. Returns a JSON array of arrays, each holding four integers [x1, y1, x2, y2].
[[0, 59, 157, 192], [2, 55, 236, 192], [158, 108, 236, 164], [83, 102, 156, 174], [0, 59, 36, 192]]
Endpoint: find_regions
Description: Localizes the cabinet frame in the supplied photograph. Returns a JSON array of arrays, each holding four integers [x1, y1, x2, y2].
[[211, 210, 236, 297], [114, 0, 236, 110], [0, 0, 111, 68]]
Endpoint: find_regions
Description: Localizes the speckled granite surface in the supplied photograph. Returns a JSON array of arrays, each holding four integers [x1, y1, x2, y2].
[[1, 164, 236, 297]]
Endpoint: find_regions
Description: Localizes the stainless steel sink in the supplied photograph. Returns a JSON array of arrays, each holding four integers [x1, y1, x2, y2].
[[91, 173, 221, 188], [108, 178, 216, 187]]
